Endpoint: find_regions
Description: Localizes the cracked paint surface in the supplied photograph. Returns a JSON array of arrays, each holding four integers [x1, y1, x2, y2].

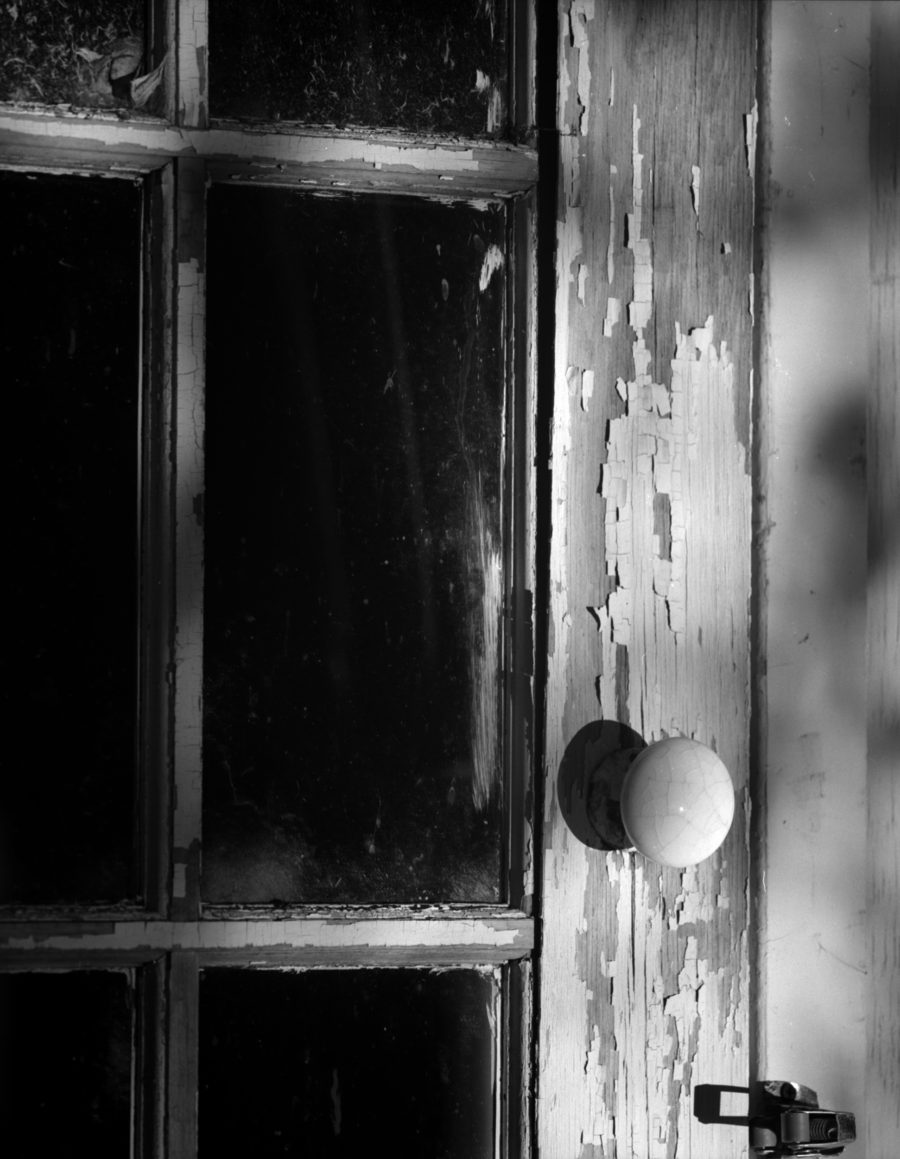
[[178, 0, 208, 127], [541, 4, 755, 1157]]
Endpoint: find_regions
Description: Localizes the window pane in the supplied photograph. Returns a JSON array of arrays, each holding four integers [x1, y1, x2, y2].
[[203, 187, 507, 905], [0, 1, 152, 111], [209, 0, 509, 136], [200, 968, 496, 1158], [0, 971, 133, 1157], [0, 171, 141, 904]]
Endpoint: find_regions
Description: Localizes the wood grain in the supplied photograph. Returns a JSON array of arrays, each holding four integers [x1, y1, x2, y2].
[[868, 3, 900, 1153], [540, 3, 756, 1155], [172, 154, 206, 921]]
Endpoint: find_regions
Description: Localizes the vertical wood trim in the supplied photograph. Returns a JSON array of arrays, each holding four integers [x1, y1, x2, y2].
[[171, 156, 206, 921], [177, 0, 208, 129], [137, 957, 167, 1159], [142, 162, 177, 916], [158, 0, 178, 124], [867, 3, 900, 1153], [166, 951, 199, 1159], [539, 3, 755, 1155], [507, 192, 539, 914], [749, 0, 771, 1092], [511, 0, 538, 141], [501, 959, 533, 1159]]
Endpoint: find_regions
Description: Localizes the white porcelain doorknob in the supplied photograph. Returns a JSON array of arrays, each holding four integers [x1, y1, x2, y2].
[[619, 737, 735, 867]]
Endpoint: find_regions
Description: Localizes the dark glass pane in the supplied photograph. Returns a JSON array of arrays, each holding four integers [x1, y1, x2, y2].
[[0, 971, 133, 1157], [200, 968, 495, 1159], [209, 0, 509, 136], [0, 171, 141, 904], [203, 187, 506, 904], [0, 1, 157, 112]]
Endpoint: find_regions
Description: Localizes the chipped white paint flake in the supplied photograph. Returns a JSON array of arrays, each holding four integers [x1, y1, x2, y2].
[[607, 173, 617, 284], [744, 100, 758, 180], [178, 0, 208, 126], [603, 297, 621, 338], [582, 368, 595, 412], [627, 106, 652, 333], [691, 164, 701, 221], [569, 1, 596, 137], [577, 262, 589, 303], [597, 109, 747, 667], [478, 243, 504, 292], [0, 114, 537, 199], [3, 917, 533, 956]]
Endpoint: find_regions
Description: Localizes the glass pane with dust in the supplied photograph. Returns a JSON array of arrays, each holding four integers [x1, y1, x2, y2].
[[203, 186, 507, 904], [0, 971, 133, 1156], [0, 0, 161, 112], [0, 171, 141, 904], [209, 0, 509, 136], [199, 968, 496, 1158]]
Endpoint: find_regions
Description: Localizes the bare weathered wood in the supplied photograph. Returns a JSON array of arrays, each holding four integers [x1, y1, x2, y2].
[[177, 0, 207, 128], [0, 112, 538, 196], [0, 913, 533, 961], [137, 956, 167, 1159], [171, 155, 206, 921], [142, 161, 177, 917], [507, 191, 540, 916], [540, 3, 755, 1155], [867, 4, 900, 1154], [166, 951, 199, 1159]]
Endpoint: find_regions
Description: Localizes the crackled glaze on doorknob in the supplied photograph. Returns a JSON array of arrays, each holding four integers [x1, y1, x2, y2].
[[619, 737, 735, 867]]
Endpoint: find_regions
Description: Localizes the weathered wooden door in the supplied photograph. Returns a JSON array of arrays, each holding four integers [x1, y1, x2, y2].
[[538, 3, 757, 1155]]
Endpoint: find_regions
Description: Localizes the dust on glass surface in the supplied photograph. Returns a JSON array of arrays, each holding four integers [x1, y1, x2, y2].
[[0, 0, 163, 112], [1, 170, 140, 905], [209, 0, 509, 135], [199, 968, 496, 1158], [0, 971, 133, 1155], [202, 186, 507, 905]]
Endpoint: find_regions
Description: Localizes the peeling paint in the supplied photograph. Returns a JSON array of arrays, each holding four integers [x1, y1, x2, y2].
[[178, 0, 208, 127], [581, 369, 595, 412], [606, 174, 616, 284], [569, 1, 595, 137], [602, 297, 620, 338], [577, 261, 589, 303], [0, 915, 533, 956], [597, 104, 748, 659], [744, 100, 758, 181], [478, 243, 504, 291], [0, 114, 537, 198], [543, 6, 755, 1156], [172, 232, 206, 916]]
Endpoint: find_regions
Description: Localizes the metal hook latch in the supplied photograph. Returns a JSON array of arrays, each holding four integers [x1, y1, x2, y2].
[[750, 1081, 857, 1156]]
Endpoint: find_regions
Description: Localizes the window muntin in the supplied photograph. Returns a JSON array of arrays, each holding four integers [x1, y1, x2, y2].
[[0, 4, 536, 1155]]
